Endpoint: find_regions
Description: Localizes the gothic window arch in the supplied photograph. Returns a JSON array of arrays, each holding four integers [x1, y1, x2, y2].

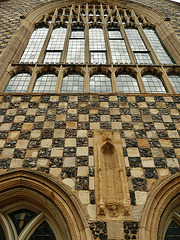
[[33, 73, 57, 93], [5, 72, 31, 92], [168, 73, 180, 93], [116, 72, 140, 93], [142, 73, 167, 93], [61, 72, 84, 93], [0, 1, 180, 93], [90, 73, 112, 93]]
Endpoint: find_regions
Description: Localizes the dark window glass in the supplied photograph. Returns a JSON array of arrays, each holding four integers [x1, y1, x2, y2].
[[0, 224, 6, 240], [165, 221, 180, 240], [4, 73, 31, 92], [168, 74, 180, 93], [20, 27, 48, 63], [142, 74, 167, 93], [9, 209, 36, 235], [33, 73, 57, 93], [29, 221, 56, 240], [90, 74, 112, 92]]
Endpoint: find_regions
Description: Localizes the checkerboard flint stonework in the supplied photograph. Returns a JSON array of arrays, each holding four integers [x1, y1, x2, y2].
[[0, 0, 180, 240]]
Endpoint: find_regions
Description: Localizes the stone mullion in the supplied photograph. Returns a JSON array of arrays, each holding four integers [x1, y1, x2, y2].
[[161, 67, 176, 93], [111, 70, 118, 93], [138, 26, 160, 64], [85, 22, 89, 64], [84, 65, 89, 93], [27, 66, 37, 92], [136, 67, 146, 93], [120, 24, 136, 64], [37, 10, 57, 63], [55, 65, 64, 93]]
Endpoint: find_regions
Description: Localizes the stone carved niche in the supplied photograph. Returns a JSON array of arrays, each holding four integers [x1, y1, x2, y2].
[[94, 131, 131, 220]]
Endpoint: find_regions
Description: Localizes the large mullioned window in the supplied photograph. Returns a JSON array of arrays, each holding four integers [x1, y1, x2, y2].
[[3, 3, 179, 93]]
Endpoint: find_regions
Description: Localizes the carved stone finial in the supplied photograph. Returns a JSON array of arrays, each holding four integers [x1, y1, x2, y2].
[[101, 141, 115, 154], [98, 203, 106, 215]]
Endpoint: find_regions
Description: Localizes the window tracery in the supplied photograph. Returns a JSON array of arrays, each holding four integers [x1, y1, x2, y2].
[[1, 2, 180, 94]]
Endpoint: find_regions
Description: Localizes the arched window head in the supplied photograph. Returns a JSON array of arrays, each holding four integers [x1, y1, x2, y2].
[[61, 73, 84, 93], [44, 26, 67, 63], [20, 27, 48, 63], [142, 73, 167, 93], [33, 73, 57, 93], [116, 73, 140, 93], [144, 27, 174, 64], [30, 221, 56, 240], [90, 73, 112, 92], [125, 27, 153, 64], [4, 73, 31, 92], [168, 74, 180, 93], [89, 27, 107, 64], [108, 26, 130, 64], [66, 25, 85, 63]]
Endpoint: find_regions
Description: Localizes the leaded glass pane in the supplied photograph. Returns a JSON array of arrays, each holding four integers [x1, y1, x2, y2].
[[47, 27, 66, 51], [71, 30, 84, 38], [4, 73, 31, 92], [29, 221, 56, 240], [89, 28, 106, 50], [33, 74, 57, 93], [125, 28, 153, 64], [20, 28, 48, 63], [117, 74, 140, 93], [142, 74, 167, 93], [165, 221, 180, 240], [90, 52, 106, 64], [44, 52, 61, 63], [61, 74, 84, 93], [109, 39, 130, 63], [144, 28, 173, 64], [9, 209, 36, 235], [168, 74, 180, 93], [90, 74, 112, 92], [108, 30, 122, 39], [66, 39, 85, 63]]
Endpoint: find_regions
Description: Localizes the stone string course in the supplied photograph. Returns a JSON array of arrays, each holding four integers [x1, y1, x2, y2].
[[0, 93, 179, 239], [0, 0, 180, 54]]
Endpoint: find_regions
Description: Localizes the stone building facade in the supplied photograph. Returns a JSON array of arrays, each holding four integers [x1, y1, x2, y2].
[[0, 0, 180, 240]]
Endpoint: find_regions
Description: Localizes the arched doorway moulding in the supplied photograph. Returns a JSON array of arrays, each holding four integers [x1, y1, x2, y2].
[[138, 173, 180, 240], [0, 169, 93, 240]]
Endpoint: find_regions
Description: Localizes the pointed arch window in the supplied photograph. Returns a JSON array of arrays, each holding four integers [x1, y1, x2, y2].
[[89, 27, 107, 63], [108, 26, 130, 64], [116, 73, 140, 93], [142, 73, 167, 93], [90, 73, 112, 92], [4, 73, 31, 92], [33, 73, 57, 93], [66, 25, 85, 63], [44, 26, 67, 63], [20, 27, 48, 63], [61, 73, 84, 93]]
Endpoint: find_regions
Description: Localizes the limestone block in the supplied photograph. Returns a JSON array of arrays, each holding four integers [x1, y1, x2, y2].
[[159, 139, 172, 148], [69, 96, 78, 102], [25, 150, 38, 158], [66, 121, 77, 129], [135, 191, 147, 205], [79, 191, 90, 204], [37, 158, 49, 167], [22, 123, 33, 130], [77, 130, 88, 138], [56, 114, 66, 121], [30, 130, 41, 139], [124, 157, 130, 167], [100, 115, 111, 121], [50, 96, 59, 101], [146, 131, 158, 139], [89, 156, 94, 166], [89, 177, 95, 190], [51, 148, 63, 157], [63, 157, 76, 167], [166, 158, 179, 168], [151, 148, 164, 158], [107, 221, 124, 240], [131, 205, 144, 222], [110, 108, 120, 115], [50, 168, 61, 177], [79, 114, 88, 122], [138, 102, 147, 108], [0, 140, 5, 148], [68, 109, 77, 114], [124, 130, 135, 138], [41, 139, 52, 148], [175, 149, 180, 158], [14, 115, 25, 123], [8, 131, 19, 140], [53, 129, 65, 138], [62, 178, 75, 189], [2, 148, 14, 158], [167, 130, 179, 138], [16, 140, 29, 149], [6, 109, 17, 115], [43, 121, 55, 129], [65, 138, 76, 147], [141, 157, 155, 168], [26, 108, 37, 115], [121, 115, 132, 122], [90, 122, 100, 130], [158, 169, 169, 177], [162, 115, 172, 122], [0, 123, 12, 131], [127, 148, 140, 157], [131, 168, 144, 177], [100, 102, 109, 108], [58, 102, 67, 108], [35, 116, 45, 122], [154, 123, 165, 129], [111, 122, 122, 129], [10, 159, 23, 168], [109, 96, 118, 101], [87, 204, 96, 220], [77, 166, 89, 176], [77, 147, 88, 156]]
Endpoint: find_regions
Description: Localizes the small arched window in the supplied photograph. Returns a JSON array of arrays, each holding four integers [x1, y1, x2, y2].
[[44, 26, 67, 63], [142, 73, 167, 93], [116, 73, 140, 93], [90, 73, 112, 92], [168, 74, 180, 93], [33, 73, 57, 93], [4, 73, 31, 92], [20, 27, 48, 63], [89, 27, 107, 63], [125, 27, 153, 64], [61, 73, 84, 93], [108, 26, 130, 64]]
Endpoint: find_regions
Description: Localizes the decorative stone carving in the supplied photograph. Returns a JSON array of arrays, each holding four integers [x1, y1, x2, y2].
[[94, 131, 131, 220]]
